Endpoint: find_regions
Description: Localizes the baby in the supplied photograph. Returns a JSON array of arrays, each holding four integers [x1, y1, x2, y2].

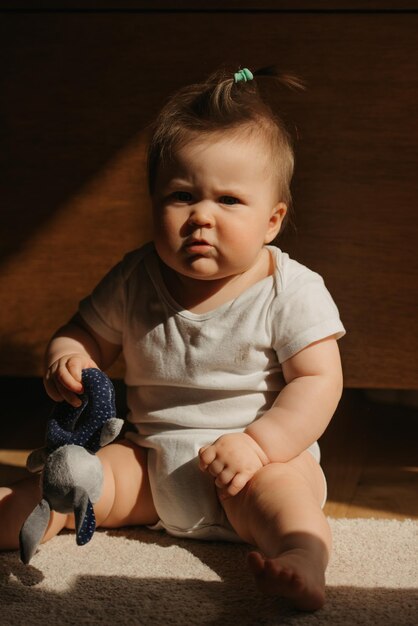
[[0, 66, 345, 611]]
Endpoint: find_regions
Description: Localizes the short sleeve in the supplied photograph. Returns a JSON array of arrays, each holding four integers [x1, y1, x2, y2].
[[78, 261, 126, 345], [271, 264, 346, 363]]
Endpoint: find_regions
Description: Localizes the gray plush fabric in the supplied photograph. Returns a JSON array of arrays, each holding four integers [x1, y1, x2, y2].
[[43, 446, 103, 512]]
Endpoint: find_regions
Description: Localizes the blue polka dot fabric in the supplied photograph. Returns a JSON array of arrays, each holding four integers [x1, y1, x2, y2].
[[76, 499, 96, 546], [46, 368, 117, 454]]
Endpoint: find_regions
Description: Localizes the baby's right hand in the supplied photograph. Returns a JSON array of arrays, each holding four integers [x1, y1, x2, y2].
[[44, 354, 99, 407]]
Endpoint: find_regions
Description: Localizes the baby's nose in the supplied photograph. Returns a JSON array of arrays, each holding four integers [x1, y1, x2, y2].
[[187, 204, 215, 228]]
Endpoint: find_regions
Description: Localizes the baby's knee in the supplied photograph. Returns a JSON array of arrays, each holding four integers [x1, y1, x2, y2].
[[244, 461, 302, 508], [246, 454, 324, 508], [249, 462, 290, 490]]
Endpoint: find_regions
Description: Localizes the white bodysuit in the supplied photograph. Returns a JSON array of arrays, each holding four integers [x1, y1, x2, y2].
[[79, 243, 345, 540]]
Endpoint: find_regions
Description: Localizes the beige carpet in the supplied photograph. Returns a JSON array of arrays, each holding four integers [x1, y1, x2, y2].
[[1, 518, 417, 625]]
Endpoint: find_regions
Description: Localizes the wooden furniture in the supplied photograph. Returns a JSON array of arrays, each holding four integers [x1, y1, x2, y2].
[[1, 2, 417, 388], [1, 383, 417, 520]]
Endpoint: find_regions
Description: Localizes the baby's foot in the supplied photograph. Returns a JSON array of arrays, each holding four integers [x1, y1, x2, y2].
[[247, 548, 326, 611]]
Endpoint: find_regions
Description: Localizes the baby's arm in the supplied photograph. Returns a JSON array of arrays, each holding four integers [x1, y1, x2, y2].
[[44, 313, 122, 407], [245, 337, 343, 462], [199, 336, 343, 498]]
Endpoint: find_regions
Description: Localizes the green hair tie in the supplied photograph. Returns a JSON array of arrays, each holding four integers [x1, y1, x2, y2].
[[234, 68, 254, 83]]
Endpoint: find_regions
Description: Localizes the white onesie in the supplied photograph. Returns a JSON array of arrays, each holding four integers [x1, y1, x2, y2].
[[79, 243, 345, 540]]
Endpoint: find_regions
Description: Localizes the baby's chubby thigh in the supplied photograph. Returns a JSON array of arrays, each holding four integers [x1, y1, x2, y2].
[[218, 451, 327, 545], [65, 439, 158, 531]]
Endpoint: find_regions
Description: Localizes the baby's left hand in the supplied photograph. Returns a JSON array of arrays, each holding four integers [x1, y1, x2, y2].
[[198, 433, 269, 499]]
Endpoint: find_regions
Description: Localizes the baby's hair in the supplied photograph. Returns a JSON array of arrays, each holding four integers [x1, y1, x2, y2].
[[147, 65, 305, 229]]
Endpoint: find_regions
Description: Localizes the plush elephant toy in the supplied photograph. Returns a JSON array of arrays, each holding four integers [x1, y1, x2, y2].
[[19, 368, 124, 565]]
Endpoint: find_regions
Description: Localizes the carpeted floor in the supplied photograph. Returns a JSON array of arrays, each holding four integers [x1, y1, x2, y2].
[[1, 518, 417, 625]]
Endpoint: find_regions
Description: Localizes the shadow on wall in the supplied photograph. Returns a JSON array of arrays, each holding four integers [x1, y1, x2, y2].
[[1, 17, 163, 265], [2, 16, 204, 377], [0, 125, 152, 378], [2, 14, 243, 266]]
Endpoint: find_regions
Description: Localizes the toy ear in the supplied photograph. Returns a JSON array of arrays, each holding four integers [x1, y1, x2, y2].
[[73, 487, 96, 546], [99, 417, 124, 447], [19, 498, 51, 564]]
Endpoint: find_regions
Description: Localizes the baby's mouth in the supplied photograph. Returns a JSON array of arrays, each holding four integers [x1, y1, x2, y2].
[[184, 239, 213, 254]]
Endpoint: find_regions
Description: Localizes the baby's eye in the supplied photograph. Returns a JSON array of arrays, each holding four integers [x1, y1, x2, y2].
[[219, 196, 240, 205], [172, 191, 193, 203]]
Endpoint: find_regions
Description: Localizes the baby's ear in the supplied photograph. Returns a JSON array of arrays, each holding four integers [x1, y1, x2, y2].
[[265, 202, 287, 243]]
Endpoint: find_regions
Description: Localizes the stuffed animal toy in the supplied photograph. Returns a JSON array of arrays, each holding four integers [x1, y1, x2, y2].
[[19, 368, 124, 564]]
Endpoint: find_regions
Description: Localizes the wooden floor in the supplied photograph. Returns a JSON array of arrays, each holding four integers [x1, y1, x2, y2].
[[0, 381, 417, 520], [321, 389, 418, 520]]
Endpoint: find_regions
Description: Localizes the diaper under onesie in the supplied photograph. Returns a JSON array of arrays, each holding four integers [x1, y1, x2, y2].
[[79, 243, 345, 541], [126, 428, 242, 540], [126, 428, 325, 541]]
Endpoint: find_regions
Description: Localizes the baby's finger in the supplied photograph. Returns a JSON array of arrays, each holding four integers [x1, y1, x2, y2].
[[43, 375, 64, 403], [56, 363, 83, 395], [44, 370, 81, 406], [214, 468, 235, 488], [66, 357, 84, 387], [55, 379, 83, 407], [198, 445, 216, 469], [225, 472, 250, 497], [207, 458, 225, 478]]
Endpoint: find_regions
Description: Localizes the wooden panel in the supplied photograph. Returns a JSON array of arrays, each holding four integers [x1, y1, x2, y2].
[[321, 390, 418, 520], [1, 12, 417, 386], [2, 2, 418, 11]]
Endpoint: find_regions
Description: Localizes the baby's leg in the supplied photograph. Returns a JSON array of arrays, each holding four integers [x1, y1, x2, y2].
[[220, 451, 330, 611], [0, 440, 158, 551]]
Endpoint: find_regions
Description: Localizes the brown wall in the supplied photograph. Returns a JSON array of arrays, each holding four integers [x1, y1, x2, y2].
[[1, 3, 417, 387]]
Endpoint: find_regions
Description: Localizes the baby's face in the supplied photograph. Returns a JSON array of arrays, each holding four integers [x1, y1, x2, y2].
[[152, 131, 287, 284]]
